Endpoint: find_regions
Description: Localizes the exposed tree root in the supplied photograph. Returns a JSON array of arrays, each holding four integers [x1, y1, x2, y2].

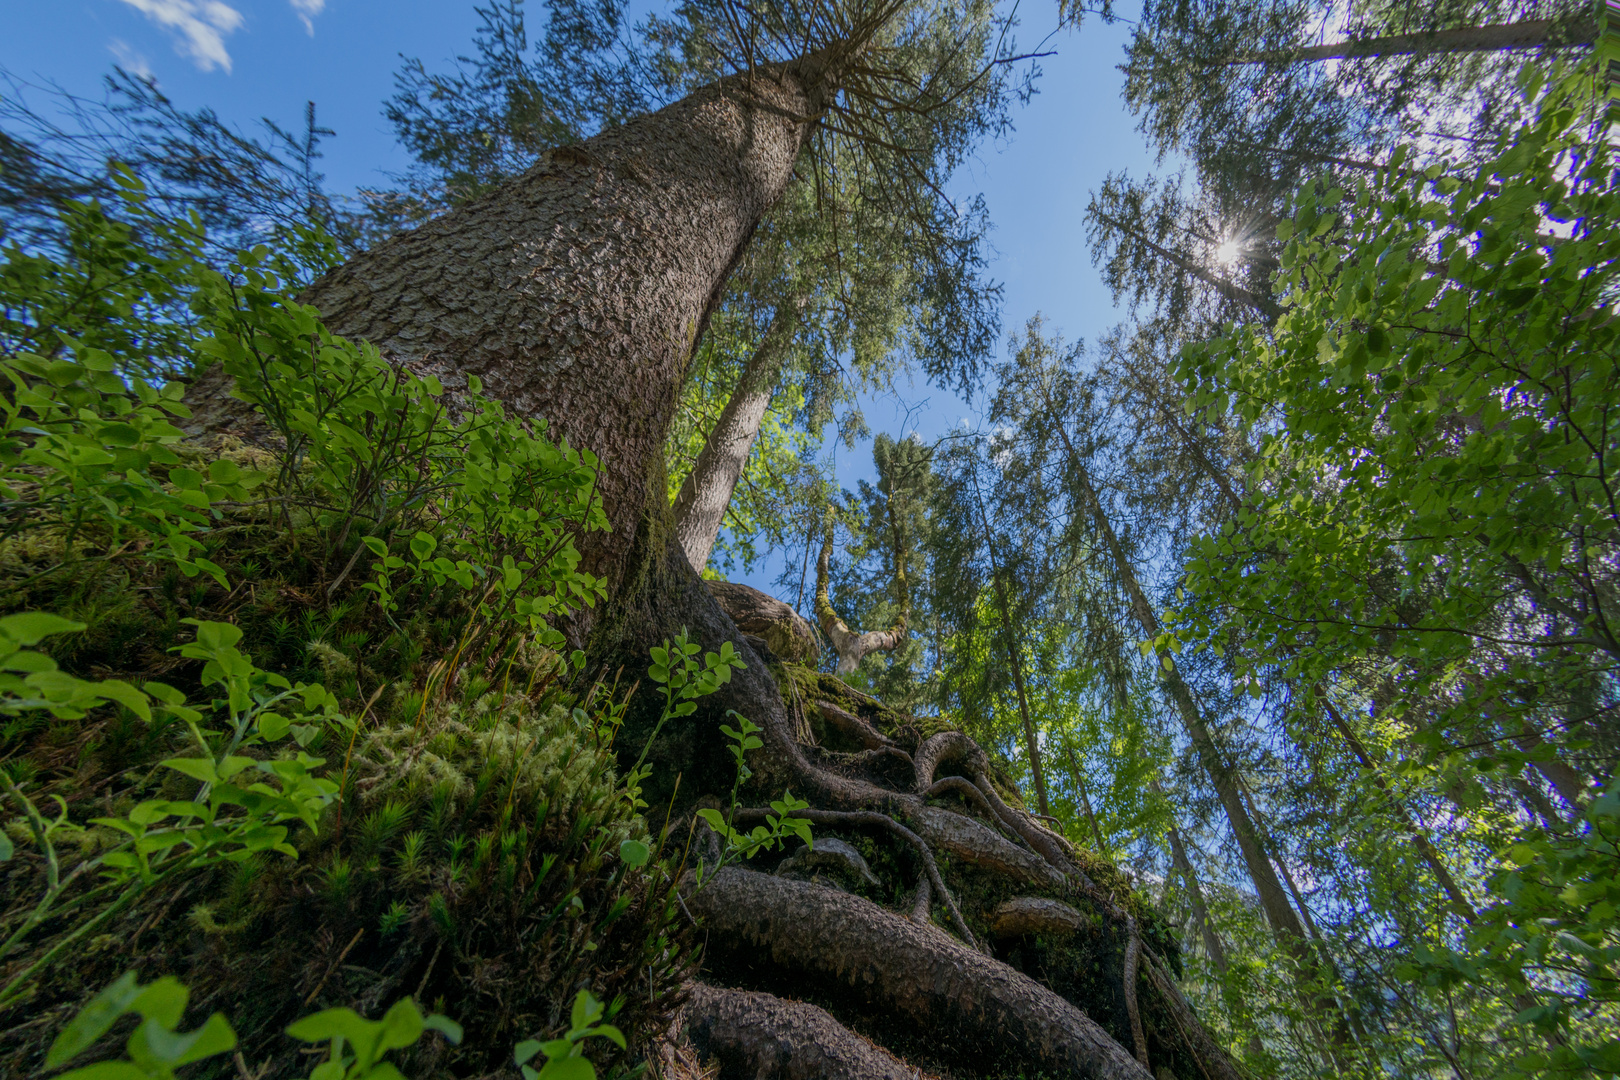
[[731, 807, 976, 946], [909, 875, 932, 924], [989, 897, 1088, 938], [706, 581, 820, 665], [686, 866, 1154, 1080], [683, 983, 918, 1079], [847, 746, 915, 771], [814, 700, 896, 750], [907, 803, 1067, 891], [1122, 915, 1150, 1071], [641, 560, 1240, 1080], [912, 731, 983, 791], [921, 776, 1009, 836]]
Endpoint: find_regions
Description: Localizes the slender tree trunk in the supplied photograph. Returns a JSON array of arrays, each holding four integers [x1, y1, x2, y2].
[[1228, 16, 1598, 64], [1165, 820, 1231, 978], [1002, 619, 1049, 817], [1044, 410, 1349, 1046], [814, 513, 908, 674], [673, 300, 802, 572], [1065, 741, 1108, 851], [1317, 694, 1478, 922], [302, 58, 834, 642], [967, 467, 1050, 817], [1239, 781, 1370, 1046]]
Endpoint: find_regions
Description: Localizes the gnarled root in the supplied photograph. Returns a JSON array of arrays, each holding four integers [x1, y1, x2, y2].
[[683, 983, 917, 1079], [921, 776, 1010, 837], [686, 865, 1153, 1080], [731, 806, 976, 946], [989, 897, 1088, 938], [908, 803, 1066, 891], [814, 700, 896, 750], [1141, 953, 1247, 1080]]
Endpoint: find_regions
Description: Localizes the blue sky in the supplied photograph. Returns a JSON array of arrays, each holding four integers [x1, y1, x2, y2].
[[0, 0, 1166, 594]]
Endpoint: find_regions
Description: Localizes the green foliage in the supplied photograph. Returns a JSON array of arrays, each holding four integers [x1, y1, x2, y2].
[[512, 989, 625, 1080], [694, 713, 812, 870], [0, 166, 206, 380], [0, 617, 342, 1007], [0, 299, 261, 590], [0, 612, 148, 720], [0, 174, 676, 1075], [623, 631, 745, 806], [44, 971, 463, 1080], [1173, 82, 1618, 1072], [195, 242, 608, 644], [45, 972, 236, 1080], [287, 996, 463, 1080]]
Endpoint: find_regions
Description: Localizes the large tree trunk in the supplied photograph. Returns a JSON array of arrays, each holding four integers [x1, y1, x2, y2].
[[673, 301, 801, 573], [303, 59, 831, 637], [286, 54, 1239, 1080]]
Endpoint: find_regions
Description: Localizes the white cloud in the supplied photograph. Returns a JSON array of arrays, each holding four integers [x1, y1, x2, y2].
[[116, 0, 244, 73], [108, 38, 154, 80], [289, 0, 325, 35]]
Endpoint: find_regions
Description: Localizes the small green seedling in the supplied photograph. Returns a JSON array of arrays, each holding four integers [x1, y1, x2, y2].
[[512, 989, 625, 1080], [286, 996, 462, 1080], [45, 971, 236, 1080]]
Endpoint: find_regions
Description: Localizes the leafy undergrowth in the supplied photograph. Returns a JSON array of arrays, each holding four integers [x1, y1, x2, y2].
[[0, 184, 692, 1078]]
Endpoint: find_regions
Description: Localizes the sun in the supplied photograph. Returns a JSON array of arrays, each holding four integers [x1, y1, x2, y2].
[[1215, 239, 1242, 265]]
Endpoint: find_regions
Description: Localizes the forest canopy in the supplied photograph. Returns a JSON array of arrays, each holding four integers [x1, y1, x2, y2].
[[0, 1, 1615, 1079]]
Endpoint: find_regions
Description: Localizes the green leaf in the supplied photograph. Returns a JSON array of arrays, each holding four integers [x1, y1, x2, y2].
[[536, 1055, 595, 1080], [695, 808, 726, 832], [422, 1014, 462, 1046], [569, 990, 602, 1033], [181, 619, 242, 652], [95, 680, 150, 722], [0, 612, 86, 648], [129, 976, 189, 1029], [286, 1007, 379, 1048], [374, 996, 426, 1054], [137, 1012, 236, 1066], [514, 1039, 544, 1066], [53, 1063, 149, 1080], [46, 972, 142, 1068], [161, 757, 218, 784], [208, 459, 242, 483], [618, 839, 650, 868]]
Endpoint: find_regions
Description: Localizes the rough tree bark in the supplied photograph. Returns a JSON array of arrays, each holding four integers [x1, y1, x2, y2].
[[302, 59, 830, 635], [673, 300, 803, 573], [688, 866, 1153, 1080], [683, 983, 917, 1079], [706, 579, 820, 664], [279, 52, 1241, 1080]]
